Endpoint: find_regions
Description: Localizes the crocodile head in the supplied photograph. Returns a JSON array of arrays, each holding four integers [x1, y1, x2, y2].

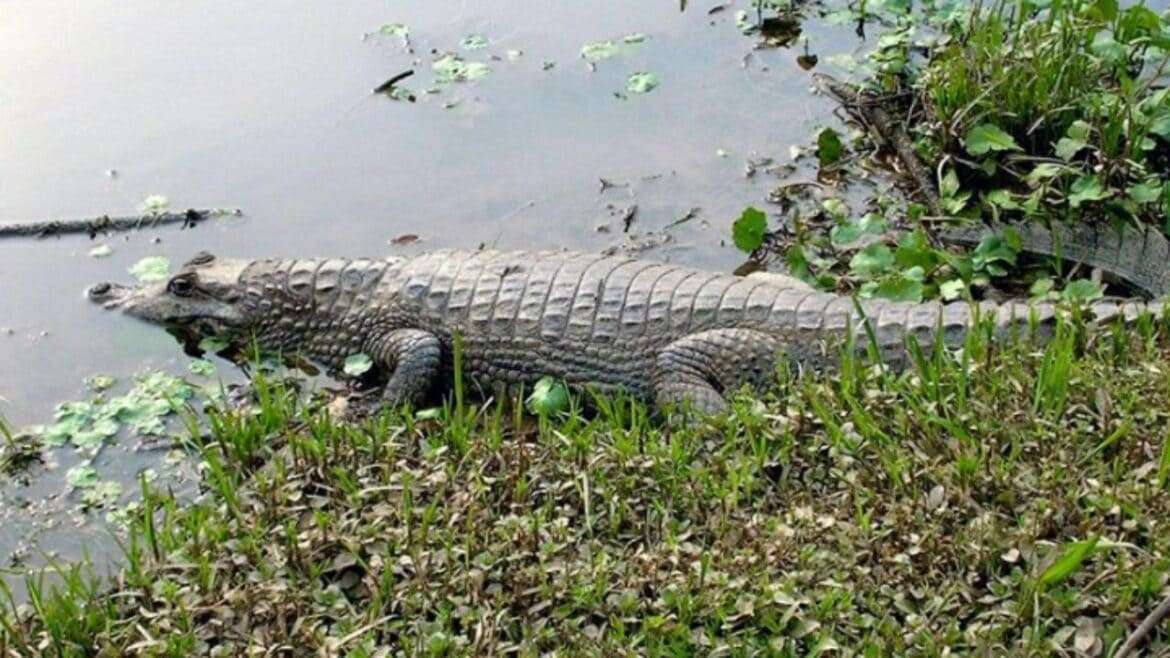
[[88, 252, 256, 355]]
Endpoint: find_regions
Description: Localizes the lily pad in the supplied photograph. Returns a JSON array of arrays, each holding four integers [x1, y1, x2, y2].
[[625, 72, 659, 94], [344, 354, 374, 377], [129, 256, 171, 283]]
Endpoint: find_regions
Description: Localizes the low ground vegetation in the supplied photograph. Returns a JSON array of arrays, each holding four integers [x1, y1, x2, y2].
[[4, 315, 1170, 656]]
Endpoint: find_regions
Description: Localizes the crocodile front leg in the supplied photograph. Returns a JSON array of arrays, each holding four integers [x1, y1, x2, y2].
[[366, 329, 442, 410], [653, 329, 783, 416]]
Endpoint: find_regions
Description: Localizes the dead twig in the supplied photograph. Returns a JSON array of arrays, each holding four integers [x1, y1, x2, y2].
[[812, 73, 943, 218], [0, 208, 239, 240], [1114, 593, 1170, 658]]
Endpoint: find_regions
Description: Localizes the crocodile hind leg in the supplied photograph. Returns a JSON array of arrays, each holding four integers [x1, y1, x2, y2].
[[367, 329, 442, 410], [653, 329, 783, 416]]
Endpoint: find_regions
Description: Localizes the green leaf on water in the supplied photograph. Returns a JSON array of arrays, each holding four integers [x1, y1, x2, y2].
[[1068, 175, 1112, 208], [1090, 30, 1126, 64], [732, 207, 768, 253], [378, 23, 410, 38], [80, 481, 123, 509], [460, 34, 488, 50], [581, 40, 619, 61], [67, 464, 98, 489], [139, 194, 170, 215], [526, 377, 569, 415], [894, 230, 941, 271], [849, 244, 895, 278], [816, 128, 845, 167], [433, 54, 491, 83], [1039, 536, 1100, 588], [188, 359, 216, 377], [85, 375, 115, 392], [129, 256, 171, 283], [965, 123, 1020, 156], [344, 354, 374, 377], [88, 244, 113, 258], [626, 72, 659, 94], [623, 32, 648, 43]]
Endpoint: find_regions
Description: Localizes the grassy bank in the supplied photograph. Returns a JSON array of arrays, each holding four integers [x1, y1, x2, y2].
[[4, 315, 1170, 656]]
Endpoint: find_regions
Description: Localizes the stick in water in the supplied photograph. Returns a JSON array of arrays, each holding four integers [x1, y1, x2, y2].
[[0, 208, 240, 239]]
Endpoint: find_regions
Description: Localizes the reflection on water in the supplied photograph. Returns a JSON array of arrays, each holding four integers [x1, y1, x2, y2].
[[0, 0, 857, 586]]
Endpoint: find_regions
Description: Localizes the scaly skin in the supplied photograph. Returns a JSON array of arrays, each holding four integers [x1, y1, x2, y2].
[[942, 221, 1170, 299], [89, 249, 1163, 415]]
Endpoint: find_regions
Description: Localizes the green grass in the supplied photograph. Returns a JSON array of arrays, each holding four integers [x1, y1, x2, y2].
[[4, 316, 1170, 656]]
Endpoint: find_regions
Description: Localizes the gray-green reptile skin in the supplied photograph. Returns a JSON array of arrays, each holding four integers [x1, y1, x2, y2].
[[92, 250, 1164, 415]]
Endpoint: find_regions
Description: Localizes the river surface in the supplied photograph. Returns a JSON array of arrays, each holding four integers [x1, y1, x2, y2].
[[0, 0, 856, 590]]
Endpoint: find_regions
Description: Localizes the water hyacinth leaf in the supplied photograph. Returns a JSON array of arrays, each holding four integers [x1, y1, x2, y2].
[[816, 128, 844, 167], [732, 207, 768, 253], [67, 464, 98, 489], [985, 189, 1020, 209], [188, 359, 216, 377], [1128, 180, 1162, 204], [872, 275, 924, 302], [1055, 137, 1087, 161], [460, 34, 488, 50], [344, 353, 374, 377], [198, 336, 231, 354], [85, 375, 115, 392], [1039, 536, 1100, 588], [965, 123, 1020, 156], [940, 279, 967, 301], [830, 213, 886, 247], [1148, 112, 1170, 139], [526, 377, 569, 415], [894, 230, 940, 270], [849, 243, 895, 278], [378, 23, 409, 38], [80, 481, 123, 509], [1061, 279, 1104, 302], [129, 256, 171, 283], [1090, 30, 1126, 64], [139, 194, 170, 215], [580, 40, 619, 61], [626, 72, 659, 94], [433, 54, 490, 83], [1068, 175, 1112, 207]]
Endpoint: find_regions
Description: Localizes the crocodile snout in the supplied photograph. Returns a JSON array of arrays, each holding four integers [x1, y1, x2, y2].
[[87, 281, 135, 309]]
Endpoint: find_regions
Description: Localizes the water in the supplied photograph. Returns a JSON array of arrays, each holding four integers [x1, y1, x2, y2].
[[0, 0, 856, 587]]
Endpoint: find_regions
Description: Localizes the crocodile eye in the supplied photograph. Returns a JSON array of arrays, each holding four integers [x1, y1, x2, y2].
[[167, 275, 196, 297]]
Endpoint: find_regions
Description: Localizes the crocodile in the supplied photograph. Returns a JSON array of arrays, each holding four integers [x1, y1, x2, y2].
[[88, 249, 1163, 416], [941, 220, 1170, 299]]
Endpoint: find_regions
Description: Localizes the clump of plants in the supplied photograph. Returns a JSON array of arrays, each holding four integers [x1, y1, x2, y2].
[[917, 0, 1170, 230]]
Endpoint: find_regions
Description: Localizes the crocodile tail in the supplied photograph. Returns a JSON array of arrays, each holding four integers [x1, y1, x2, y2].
[[845, 296, 1164, 370], [940, 221, 1170, 300]]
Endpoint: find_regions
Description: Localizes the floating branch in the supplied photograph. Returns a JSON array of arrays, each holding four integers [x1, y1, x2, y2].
[[0, 208, 241, 239]]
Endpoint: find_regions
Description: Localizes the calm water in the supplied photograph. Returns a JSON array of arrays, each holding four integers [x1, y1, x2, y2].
[[0, 0, 856, 586]]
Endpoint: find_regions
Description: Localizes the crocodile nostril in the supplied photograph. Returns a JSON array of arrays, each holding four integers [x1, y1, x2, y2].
[[89, 283, 112, 296]]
